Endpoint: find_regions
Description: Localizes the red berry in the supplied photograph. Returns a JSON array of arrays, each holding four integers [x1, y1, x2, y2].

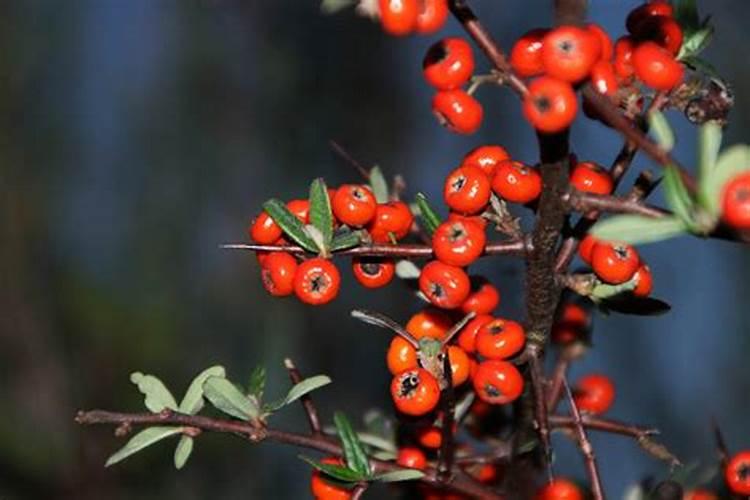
[[683, 489, 718, 500], [626, 0, 674, 35], [541, 26, 601, 83], [461, 278, 500, 315], [633, 41, 684, 91], [397, 447, 427, 470], [391, 368, 441, 416], [591, 242, 640, 284], [387, 336, 418, 375], [249, 211, 282, 244], [633, 15, 683, 55], [368, 201, 414, 242], [578, 234, 599, 264], [293, 258, 341, 305], [447, 345, 471, 386], [570, 161, 613, 195], [551, 302, 589, 345], [472, 359, 524, 405], [613, 36, 636, 80], [587, 23, 613, 61], [432, 90, 483, 135], [352, 258, 395, 288], [475, 318, 526, 360], [406, 308, 453, 340], [379, 0, 418, 36], [418, 260, 471, 309], [523, 77, 578, 133], [721, 172, 750, 229], [510, 28, 549, 78], [311, 457, 353, 500], [492, 160, 543, 204], [286, 199, 310, 223], [535, 478, 583, 500], [260, 252, 298, 297], [632, 264, 653, 297], [456, 314, 493, 353], [461, 145, 511, 178], [726, 451, 750, 495], [443, 165, 492, 214], [423, 37, 475, 90], [416, 0, 448, 34], [573, 374, 615, 415], [432, 219, 487, 267], [590, 60, 619, 97], [332, 184, 377, 227], [416, 425, 443, 449]]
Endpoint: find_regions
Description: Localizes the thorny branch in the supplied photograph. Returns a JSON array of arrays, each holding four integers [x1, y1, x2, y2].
[[562, 378, 604, 500], [284, 358, 322, 435]]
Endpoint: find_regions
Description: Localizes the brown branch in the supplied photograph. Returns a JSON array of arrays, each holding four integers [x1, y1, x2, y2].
[[76, 409, 502, 500], [284, 358, 322, 435], [221, 240, 527, 258], [548, 414, 658, 438], [329, 140, 370, 180], [545, 353, 572, 410], [562, 379, 604, 500], [563, 190, 669, 218], [438, 354, 455, 481]]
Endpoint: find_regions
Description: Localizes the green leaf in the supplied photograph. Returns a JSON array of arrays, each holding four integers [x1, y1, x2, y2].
[[697, 121, 723, 212], [701, 144, 750, 217], [648, 110, 675, 152], [662, 166, 695, 226], [369, 166, 389, 204], [173, 435, 193, 470], [591, 215, 687, 245], [299, 456, 366, 483], [591, 280, 637, 301], [179, 365, 226, 415], [678, 25, 713, 59], [262, 199, 318, 252], [395, 260, 421, 280], [352, 432, 397, 453], [264, 374, 332, 412], [202, 375, 259, 421], [373, 470, 425, 482], [414, 193, 442, 235], [105, 426, 184, 467], [247, 365, 266, 400], [330, 230, 363, 252], [320, 0, 357, 14], [130, 372, 178, 413], [674, 0, 700, 31], [309, 178, 333, 247], [334, 411, 371, 477], [681, 55, 721, 80]]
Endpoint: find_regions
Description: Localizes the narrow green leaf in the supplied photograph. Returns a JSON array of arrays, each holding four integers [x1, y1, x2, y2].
[[173, 435, 194, 470], [681, 55, 721, 80], [334, 411, 371, 477], [395, 260, 421, 280], [247, 365, 266, 400], [648, 110, 675, 152], [179, 365, 226, 415], [130, 372, 178, 413], [202, 375, 259, 421], [414, 193, 442, 235], [105, 426, 184, 467], [662, 166, 695, 225], [264, 374, 332, 412], [702, 144, 750, 216], [353, 432, 397, 453], [591, 215, 687, 245], [299, 456, 366, 482], [330, 230, 363, 252], [697, 121, 723, 211], [678, 25, 714, 59], [674, 0, 700, 32], [369, 166, 390, 203], [309, 178, 333, 247], [262, 199, 318, 252], [373, 470, 425, 483], [592, 280, 637, 300]]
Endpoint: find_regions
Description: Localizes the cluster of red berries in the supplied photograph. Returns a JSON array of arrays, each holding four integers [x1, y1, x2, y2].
[[249, 187, 414, 304], [377, 0, 448, 37]]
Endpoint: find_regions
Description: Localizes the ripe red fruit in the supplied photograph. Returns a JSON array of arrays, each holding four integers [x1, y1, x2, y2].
[[633, 15, 683, 55], [443, 165, 492, 214], [419, 261, 471, 309], [591, 242, 640, 284], [391, 368, 441, 416], [535, 478, 583, 500], [432, 219, 487, 267], [578, 234, 599, 264], [632, 264, 653, 297], [368, 201, 414, 242], [570, 161, 614, 195], [432, 90, 484, 135], [423, 37, 475, 90], [461, 278, 500, 315], [397, 447, 427, 470], [475, 318, 526, 360], [492, 160, 543, 204], [587, 24, 613, 61], [726, 451, 750, 495], [721, 171, 750, 229], [551, 302, 589, 345], [541, 26, 602, 83], [417, 425, 443, 449], [387, 336, 418, 375], [461, 145, 511, 178], [260, 252, 298, 297], [472, 359, 524, 405], [332, 184, 377, 227], [590, 60, 619, 97], [523, 77, 578, 133], [249, 211, 283, 244], [626, 0, 674, 35], [510, 28, 549, 78], [286, 199, 310, 223], [633, 42, 684, 91], [311, 457, 353, 500], [379, 0, 418, 36], [613, 36, 636, 80], [406, 308, 453, 340], [352, 258, 395, 288], [683, 489, 718, 500], [447, 345, 471, 386], [293, 258, 341, 305], [573, 374, 615, 415], [416, 0, 448, 34], [456, 314, 493, 353]]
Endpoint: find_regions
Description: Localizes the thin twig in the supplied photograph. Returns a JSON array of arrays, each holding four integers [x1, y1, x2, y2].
[[329, 140, 370, 180], [563, 190, 669, 218], [548, 415, 658, 438], [284, 358, 322, 435], [711, 417, 731, 467], [545, 353, 572, 410], [438, 354, 456, 481], [351, 482, 368, 500]]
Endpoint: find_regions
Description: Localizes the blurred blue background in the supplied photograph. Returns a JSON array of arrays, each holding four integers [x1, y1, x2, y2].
[[1, 1, 748, 498]]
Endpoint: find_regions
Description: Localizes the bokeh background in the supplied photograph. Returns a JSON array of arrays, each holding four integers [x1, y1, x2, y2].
[[2, 1, 749, 498]]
